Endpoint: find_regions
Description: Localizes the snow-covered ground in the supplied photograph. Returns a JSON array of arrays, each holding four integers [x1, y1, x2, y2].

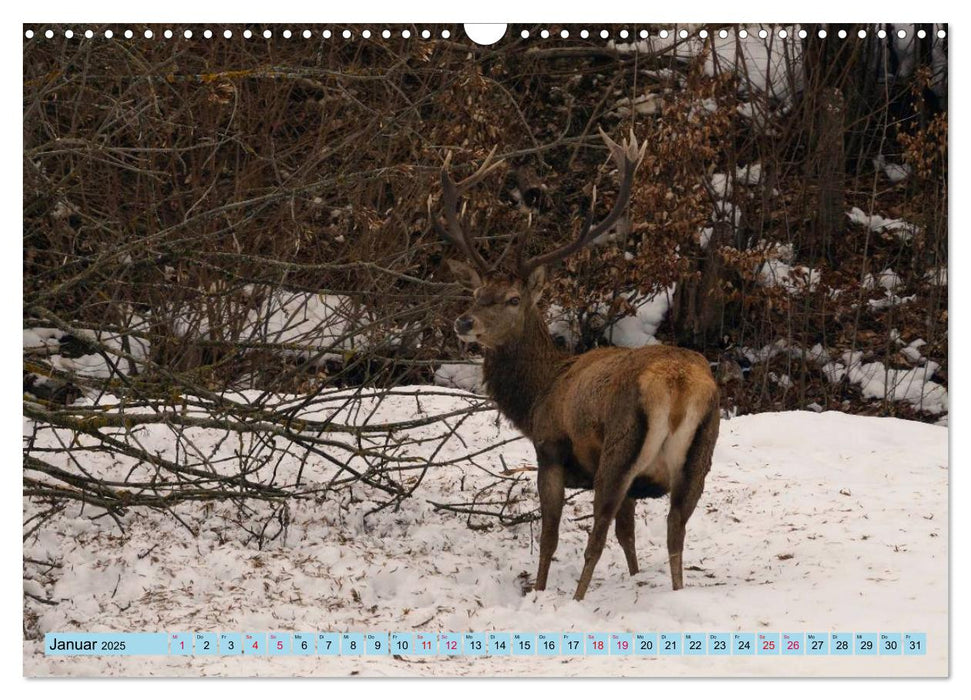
[[23, 388, 947, 677]]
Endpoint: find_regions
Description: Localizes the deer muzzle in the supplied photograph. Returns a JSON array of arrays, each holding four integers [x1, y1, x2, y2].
[[454, 315, 477, 341]]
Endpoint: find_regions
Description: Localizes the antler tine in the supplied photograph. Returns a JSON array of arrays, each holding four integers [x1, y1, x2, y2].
[[519, 127, 647, 277], [454, 145, 504, 190], [434, 146, 504, 274]]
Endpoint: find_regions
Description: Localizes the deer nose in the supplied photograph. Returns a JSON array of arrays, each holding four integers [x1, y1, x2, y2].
[[454, 315, 475, 335]]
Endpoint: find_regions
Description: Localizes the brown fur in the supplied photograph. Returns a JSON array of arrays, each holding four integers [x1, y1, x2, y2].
[[450, 262, 721, 600]]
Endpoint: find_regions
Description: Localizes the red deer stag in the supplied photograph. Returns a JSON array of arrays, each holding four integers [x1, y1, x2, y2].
[[433, 129, 720, 601]]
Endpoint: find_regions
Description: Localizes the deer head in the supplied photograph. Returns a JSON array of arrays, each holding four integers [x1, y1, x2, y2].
[[433, 128, 647, 350]]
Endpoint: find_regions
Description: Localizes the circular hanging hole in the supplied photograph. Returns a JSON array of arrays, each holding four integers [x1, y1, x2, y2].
[[323, 30, 331, 39], [401, 29, 411, 38], [362, 29, 371, 38], [620, 29, 629, 39], [263, 30, 271, 39], [243, 29, 252, 39], [858, 29, 867, 39], [738, 29, 747, 38], [283, 29, 291, 38], [342, 29, 351, 39], [183, 30, 191, 39], [144, 29, 153, 39], [917, 29, 927, 39], [679, 29, 687, 39], [441, 29, 450, 39], [838, 29, 847, 39], [600, 29, 609, 39], [778, 29, 788, 39], [798, 29, 807, 39], [540, 29, 549, 39], [581, 29, 589, 39], [463, 23, 506, 45], [86, 29, 95, 38], [659, 29, 668, 39], [897, 29, 907, 39], [25, 29, 33, 39], [65, 29, 74, 38], [719, 29, 728, 39], [699, 29, 709, 39], [877, 29, 887, 39], [420, 29, 429, 39], [124, 29, 133, 38], [818, 29, 827, 38], [937, 29, 946, 38], [163, 29, 172, 38], [758, 29, 768, 39], [203, 29, 213, 39], [560, 29, 569, 39], [223, 29, 232, 39], [639, 29, 648, 39]]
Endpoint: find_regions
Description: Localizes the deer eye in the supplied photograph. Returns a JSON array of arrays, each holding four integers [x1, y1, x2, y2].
[[507, 297, 521, 306]]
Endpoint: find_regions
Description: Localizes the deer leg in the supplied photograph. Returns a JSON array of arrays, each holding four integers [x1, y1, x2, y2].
[[667, 401, 720, 591], [666, 496, 688, 591], [534, 462, 565, 592], [615, 497, 639, 576], [574, 465, 634, 601]]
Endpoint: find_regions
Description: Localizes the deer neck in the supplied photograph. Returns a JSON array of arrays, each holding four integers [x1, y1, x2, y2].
[[482, 309, 565, 436]]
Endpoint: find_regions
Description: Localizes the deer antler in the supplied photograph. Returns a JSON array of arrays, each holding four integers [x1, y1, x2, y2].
[[430, 146, 504, 275], [517, 128, 647, 277]]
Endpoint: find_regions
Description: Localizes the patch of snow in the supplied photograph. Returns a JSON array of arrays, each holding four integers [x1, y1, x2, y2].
[[710, 173, 732, 198], [605, 286, 674, 348], [846, 207, 920, 242], [23, 327, 66, 352], [434, 362, 484, 394], [868, 291, 916, 310], [612, 92, 663, 117], [873, 155, 912, 183], [862, 268, 901, 292], [735, 163, 763, 185], [757, 260, 820, 294]]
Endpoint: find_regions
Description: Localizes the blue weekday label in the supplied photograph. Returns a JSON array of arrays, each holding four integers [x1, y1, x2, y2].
[[831, 633, 853, 656], [194, 633, 218, 656], [562, 633, 584, 655], [880, 633, 902, 655], [855, 632, 878, 656], [806, 633, 828, 655], [268, 633, 290, 655], [537, 633, 559, 656], [683, 633, 705, 656], [708, 633, 730, 655], [463, 633, 486, 656], [660, 633, 681, 656], [781, 633, 804, 655], [317, 633, 339, 655], [635, 633, 658, 655], [904, 633, 927, 656], [292, 633, 315, 655], [390, 632, 413, 654], [439, 633, 462, 656]]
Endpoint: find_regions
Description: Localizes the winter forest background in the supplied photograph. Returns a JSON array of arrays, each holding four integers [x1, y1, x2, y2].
[[23, 24, 948, 676]]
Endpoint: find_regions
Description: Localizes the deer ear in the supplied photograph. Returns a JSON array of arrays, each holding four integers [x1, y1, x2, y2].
[[526, 265, 547, 303], [446, 259, 482, 290]]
